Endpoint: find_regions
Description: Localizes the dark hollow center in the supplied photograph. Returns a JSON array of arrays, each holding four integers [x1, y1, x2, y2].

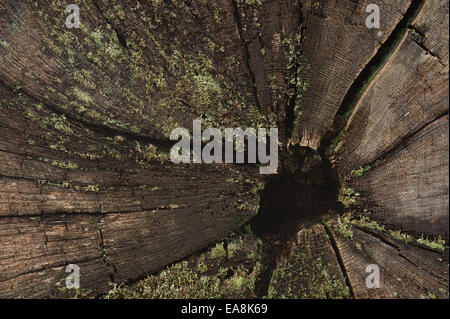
[[251, 146, 342, 239], [250, 146, 342, 297]]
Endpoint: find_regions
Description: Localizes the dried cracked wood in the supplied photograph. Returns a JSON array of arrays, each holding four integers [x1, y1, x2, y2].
[[291, 0, 415, 149], [267, 224, 349, 299], [336, 0, 449, 238], [0, 0, 448, 298], [0, 0, 264, 298], [348, 114, 449, 238], [325, 220, 448, 299], [336, 0, 449, 173]]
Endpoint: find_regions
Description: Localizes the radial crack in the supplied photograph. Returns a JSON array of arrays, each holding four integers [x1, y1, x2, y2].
[[322, 221, 355, 299], [231, 0, 262, 112], [351, 110, 448, 174], [92, 0, 128, 50], [0, 78, 174, 151], [321, 0, 427, 149], [99, 227, 116, 283]]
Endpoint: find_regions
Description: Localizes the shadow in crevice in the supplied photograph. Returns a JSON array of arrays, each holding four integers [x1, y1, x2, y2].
[[250, 146, 342, 297]]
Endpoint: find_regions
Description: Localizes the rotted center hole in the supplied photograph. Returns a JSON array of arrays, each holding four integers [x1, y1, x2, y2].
[[250, 146, 341, 297], [251, 146, 341, 239]]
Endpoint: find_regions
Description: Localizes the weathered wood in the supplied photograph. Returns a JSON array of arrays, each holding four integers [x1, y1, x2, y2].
[[267, 223, 349, 299], [326, 219, 448, 299], [291, 0, 414, 149], [0, 0, 448, 298], [0, 0, 272, 138], [335, 0, 449, 239], [233, 0, 301, 138], [0, 0, 264, 297], [348, 115, 449, 239], [336, 0, 449, 174]]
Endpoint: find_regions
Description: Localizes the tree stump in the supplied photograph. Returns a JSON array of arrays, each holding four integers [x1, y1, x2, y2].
[[0, 0, 448, 298]]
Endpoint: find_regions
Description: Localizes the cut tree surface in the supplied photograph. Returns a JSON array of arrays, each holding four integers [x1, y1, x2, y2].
[[337, 0, 449, 173], [291, 0, 415, 149], [348, 114, 449, 238], [0, 0, 448, 298], [336, 0, 449, 239], [326, 220, 448, 299]]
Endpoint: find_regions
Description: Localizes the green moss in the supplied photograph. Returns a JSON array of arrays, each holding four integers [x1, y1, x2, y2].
[[102, 225, 263, 299], [73, 70, 96, 90], [427, 292, 437, 299], [37, 157, 79, 170], [109, 260, 259, 299], [333, 208, 448, 254], [103, 283, 138, 299], [37, 179, 71, 190], [348, 165, 371, 178], [284, 31, 310, 131], [353, 215, 385, 232], [102, 248, 109, 260], [57, 287, 93, 299], [237, 0, 263, 5], [335, 212, 354, 239], [73, 87, 94, 105], [138, 185, 162, 192], [338, 187, 360, 208], [346, 160, 382, 180], [36, 180, 104, 193], [332, 208, 385, 240], [0, 40, 10, 49], [416, 236, 447, 252], [210, 243, 227, 259], [327, 132, 344, 157], [84, 185, 100, 193], [49, 143, 67, 152], [438, 288, 449, 298], [268, 249, 350, 299], [133, 142, 168, 164], [138, 260, 222, 298]]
